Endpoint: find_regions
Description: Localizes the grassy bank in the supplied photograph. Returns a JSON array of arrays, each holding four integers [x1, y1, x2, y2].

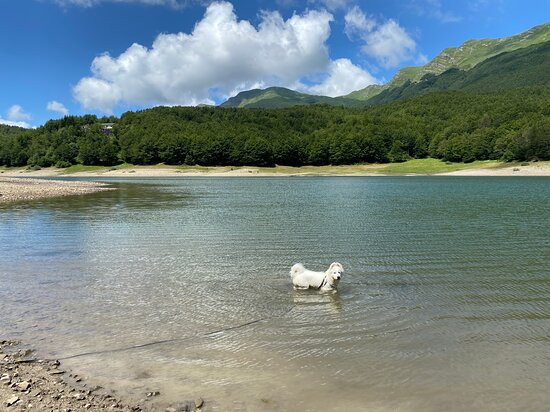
[[1, 159, 547, 176]]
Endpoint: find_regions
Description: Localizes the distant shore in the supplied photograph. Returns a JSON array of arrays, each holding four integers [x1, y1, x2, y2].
[[0, 177, 114, 204], [1, 159, 549, 178]]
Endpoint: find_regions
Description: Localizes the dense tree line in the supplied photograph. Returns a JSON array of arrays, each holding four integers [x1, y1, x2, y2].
[[1, 87, 549, 168]]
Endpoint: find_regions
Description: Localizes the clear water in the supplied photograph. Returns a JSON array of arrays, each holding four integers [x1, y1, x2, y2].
[[1, 177, 549, 411]]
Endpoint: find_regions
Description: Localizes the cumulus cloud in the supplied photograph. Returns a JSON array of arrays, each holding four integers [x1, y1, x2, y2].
[[344, 6, 376, 39], [74, 1, 377, 111], [0, 119, 31, 128], [305, 58, 377, 97], [344, 6, 419, 69], [47, 101, 69, 116], [361, 20, 417, 68], [7, 105, 32, 121]]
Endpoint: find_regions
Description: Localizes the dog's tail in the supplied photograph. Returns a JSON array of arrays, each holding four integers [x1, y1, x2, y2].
[[290, 263, 305, 278]]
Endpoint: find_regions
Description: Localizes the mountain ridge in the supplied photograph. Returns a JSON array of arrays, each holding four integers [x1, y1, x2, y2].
[[220, 22, 550, 108], [345, 22, 550, 100]]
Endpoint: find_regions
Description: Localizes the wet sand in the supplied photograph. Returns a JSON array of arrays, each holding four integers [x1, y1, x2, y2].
[[0, 177, 114, 204], [0, 340, 206, 411]]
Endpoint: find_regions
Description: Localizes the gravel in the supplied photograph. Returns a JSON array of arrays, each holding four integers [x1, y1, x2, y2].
[[0, 177, 114, 204]]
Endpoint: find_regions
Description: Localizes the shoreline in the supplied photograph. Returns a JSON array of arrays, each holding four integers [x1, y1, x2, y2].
[[1, 160, 550, 178], [0, 340, 204, 411], [1, 161, 548, 203], [0, 177, 115, 204]]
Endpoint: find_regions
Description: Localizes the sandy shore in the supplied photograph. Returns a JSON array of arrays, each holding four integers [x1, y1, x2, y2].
[[439, 163, 550, 176], [0, 177, 115, 204], [1, 161, 549, 177], [0, 340, 205, 411]]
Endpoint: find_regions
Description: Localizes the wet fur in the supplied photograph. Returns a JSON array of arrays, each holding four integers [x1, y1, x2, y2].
[[290, 262, 344, 291]]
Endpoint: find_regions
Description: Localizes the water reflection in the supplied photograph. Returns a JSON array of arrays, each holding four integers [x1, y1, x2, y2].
[[1, 177, 549, 411], [291, 289, 343, 313]]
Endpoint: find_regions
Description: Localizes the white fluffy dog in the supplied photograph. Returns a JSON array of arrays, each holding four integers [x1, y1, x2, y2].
[[290, 262, 344, 291]]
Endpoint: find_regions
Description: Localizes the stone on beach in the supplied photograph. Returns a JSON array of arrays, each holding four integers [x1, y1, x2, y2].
[[6, 394, 20, 407]]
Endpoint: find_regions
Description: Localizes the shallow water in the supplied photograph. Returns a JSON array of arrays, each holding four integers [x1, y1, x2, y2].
[[1, 177, 549, 411]]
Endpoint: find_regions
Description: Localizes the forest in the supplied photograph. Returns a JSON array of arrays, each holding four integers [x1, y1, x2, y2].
[[1, 87, 549, 168]]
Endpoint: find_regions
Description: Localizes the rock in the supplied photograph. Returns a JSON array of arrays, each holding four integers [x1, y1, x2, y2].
[[6, 395, 20, 407], [165, 408, 177, 412], [0, 373, 10, 381], [195, 397, 204, 408], [50, 370, 64, 375], [73, 393, 86, 400], [178, 401, 196, 412], [146, 391, 160, 397], [17, 381, 31, 391], [84, 404, 92, 409]]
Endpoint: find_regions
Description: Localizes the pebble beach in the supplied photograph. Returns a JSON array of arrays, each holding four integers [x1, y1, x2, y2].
[[0, 177, 114, 204], [0, 340, 205, 411]]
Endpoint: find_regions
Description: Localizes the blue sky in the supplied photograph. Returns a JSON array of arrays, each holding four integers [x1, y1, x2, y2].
[[1, 0, 548, 127]]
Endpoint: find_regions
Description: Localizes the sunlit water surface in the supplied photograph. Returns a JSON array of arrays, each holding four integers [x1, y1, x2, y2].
[[1, 177, 549, 411]]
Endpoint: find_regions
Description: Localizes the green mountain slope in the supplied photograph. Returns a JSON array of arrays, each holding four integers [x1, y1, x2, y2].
[[219, 23, 550, 109], [220, 86, 362, 108], [365, 41, 550, 105], [346, 22, 550, 101]]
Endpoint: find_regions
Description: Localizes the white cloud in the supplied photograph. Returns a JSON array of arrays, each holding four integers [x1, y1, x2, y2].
[[304, 58, 377, 97], [47, 101, 69, 116], [7, 105, 31, 121], [74, 1, 377, 111], [344, 6, 376, 39], [359, 19, 418, 69], [0, 118, 31, 128], [309, 0, 349, 10], [416, 53, 429, 65], [344, 6, 421, 69]]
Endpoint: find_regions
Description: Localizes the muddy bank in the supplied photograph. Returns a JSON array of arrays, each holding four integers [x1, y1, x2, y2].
[[0, 340, 206, 411], [0, 177, 114, 204]]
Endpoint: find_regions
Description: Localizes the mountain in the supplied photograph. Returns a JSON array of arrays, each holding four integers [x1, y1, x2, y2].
[[220, 86, 362, 108], [219, 23, 550, 109], [347, 22, 550, 101], [365, 41, 550, 105]]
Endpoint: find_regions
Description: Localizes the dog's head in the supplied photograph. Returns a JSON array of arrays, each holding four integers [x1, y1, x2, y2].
[[328, 262, 344, 282]]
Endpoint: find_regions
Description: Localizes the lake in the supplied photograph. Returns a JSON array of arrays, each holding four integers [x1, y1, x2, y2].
[[1, 177, 549, 411]]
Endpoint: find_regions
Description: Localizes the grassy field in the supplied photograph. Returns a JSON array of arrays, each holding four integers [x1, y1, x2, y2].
[[172, 159, 502, 175], [375, 159, 500, 174], [60, 163, 136, 174]]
